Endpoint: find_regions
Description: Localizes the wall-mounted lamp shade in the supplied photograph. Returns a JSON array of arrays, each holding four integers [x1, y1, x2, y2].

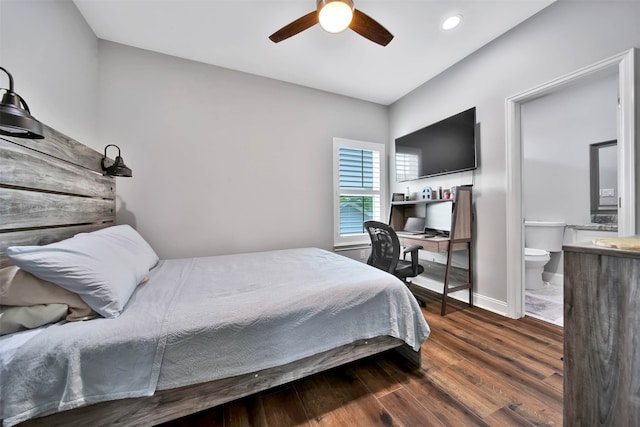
[[101, 144, 132, 177], [317, 0, 354, 33], [0, 66, 44, 139]]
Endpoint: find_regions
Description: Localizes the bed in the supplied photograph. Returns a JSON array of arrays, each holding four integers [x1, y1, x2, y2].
[[0, 125, 430, 426]]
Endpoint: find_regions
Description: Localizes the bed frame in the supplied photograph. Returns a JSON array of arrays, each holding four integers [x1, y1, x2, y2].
[[0, 126, 421, 426]]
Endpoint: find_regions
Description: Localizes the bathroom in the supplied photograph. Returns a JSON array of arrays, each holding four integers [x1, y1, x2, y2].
[[520, 70, 619, 326]]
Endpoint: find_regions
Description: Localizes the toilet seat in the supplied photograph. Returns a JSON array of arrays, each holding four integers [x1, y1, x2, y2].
[[525, 248, 548, 257]]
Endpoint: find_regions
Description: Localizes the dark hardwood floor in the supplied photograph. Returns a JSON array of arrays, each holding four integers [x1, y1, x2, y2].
[[162, 292, 563, 426]]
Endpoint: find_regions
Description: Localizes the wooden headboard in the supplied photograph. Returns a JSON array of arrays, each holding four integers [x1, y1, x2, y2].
[[0, 124, 116, 268]]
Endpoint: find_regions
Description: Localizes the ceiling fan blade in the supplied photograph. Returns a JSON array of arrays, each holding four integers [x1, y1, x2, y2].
[[269, 10, 319, 43], [349, 9, 394, 46]]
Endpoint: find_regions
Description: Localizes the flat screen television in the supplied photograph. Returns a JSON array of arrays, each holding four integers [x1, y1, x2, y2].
[[395, 107, 477, 182]]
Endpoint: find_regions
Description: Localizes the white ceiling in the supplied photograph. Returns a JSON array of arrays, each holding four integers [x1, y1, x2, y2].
[[73, 0, 556, 105]]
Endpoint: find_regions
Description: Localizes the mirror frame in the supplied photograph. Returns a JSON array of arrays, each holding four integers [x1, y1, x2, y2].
[[590, 139, 618, 214]]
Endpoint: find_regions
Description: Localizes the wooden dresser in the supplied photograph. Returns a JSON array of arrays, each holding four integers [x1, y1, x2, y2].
[[563, 239, 640, 425]]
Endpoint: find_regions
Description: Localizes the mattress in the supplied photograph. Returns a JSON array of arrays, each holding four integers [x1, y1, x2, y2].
[[0, 248, 430, 426]]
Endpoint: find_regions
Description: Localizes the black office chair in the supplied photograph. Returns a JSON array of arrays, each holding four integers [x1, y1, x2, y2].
[[364, 221, 424, 300]]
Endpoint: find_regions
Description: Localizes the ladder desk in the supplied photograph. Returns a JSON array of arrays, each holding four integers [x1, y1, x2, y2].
[[389, 186, 473, 315]]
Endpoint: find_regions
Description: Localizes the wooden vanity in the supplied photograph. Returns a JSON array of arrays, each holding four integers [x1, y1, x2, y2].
[[563, 238, 640, 425]]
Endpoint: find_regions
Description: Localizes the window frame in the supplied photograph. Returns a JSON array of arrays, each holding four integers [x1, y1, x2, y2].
[[332, 137, 387, 247]]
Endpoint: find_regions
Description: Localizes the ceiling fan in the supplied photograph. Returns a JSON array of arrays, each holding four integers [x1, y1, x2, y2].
[[269, 0, 394, 47]]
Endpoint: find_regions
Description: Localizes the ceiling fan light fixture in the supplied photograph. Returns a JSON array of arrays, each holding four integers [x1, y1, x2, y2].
[[317, 0, 354, 33]]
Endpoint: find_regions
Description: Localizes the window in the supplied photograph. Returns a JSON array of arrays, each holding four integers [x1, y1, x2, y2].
[[333, 138, 386, 246]]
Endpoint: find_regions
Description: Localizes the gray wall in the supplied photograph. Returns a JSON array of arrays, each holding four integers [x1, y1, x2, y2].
[[97, 41, 389, 259], [522, 72, 618, 226], [0, 0, 98, 145], [389, 1, 640, 307]]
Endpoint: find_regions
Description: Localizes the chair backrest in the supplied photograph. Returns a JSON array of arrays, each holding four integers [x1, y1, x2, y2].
[[364, 220, 401, 273]]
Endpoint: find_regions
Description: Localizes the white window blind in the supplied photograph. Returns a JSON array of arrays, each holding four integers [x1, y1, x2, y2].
[[395, 152, 420, 182], [333, 138, 386, 246]]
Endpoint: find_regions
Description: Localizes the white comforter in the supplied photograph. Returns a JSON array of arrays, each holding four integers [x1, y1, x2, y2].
[[0, 248, 430, 426]]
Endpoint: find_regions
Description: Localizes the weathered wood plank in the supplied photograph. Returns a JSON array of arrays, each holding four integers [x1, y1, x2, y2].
[[0, 138, 115, 198], [0, 224, 112, 268], [20, 337, 407, 427], [564, 249, 640, 425], [0, 188, 114, 231], [0, 123, 105, 173]]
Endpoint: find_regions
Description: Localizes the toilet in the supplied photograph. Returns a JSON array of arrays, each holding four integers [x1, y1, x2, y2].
[[524, 221, 566, 290]]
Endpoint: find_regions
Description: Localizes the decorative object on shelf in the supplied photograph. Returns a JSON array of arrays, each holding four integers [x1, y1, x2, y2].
[[269, 0, 393, 46], [0, 66, 44, 139], [421, 187, 432, 200], [101, 144, 133, 177], [392, 193, 405, 202]]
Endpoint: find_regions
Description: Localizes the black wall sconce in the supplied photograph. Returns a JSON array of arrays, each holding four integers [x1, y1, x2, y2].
[[0, 66, 44, 139], [101, 144, 133, 177]]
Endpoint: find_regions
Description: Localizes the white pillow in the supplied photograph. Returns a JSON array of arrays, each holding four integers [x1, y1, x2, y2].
[[7, 225, 159, 318]]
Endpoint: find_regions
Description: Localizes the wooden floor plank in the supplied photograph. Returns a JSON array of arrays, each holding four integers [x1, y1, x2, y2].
[[294, 371, 356, 426], [223, 394, 267, 427], [444, 359, 561, 426], [376, 357, 490, 427], [543, 372, 564, 394], [347, 357, 404, 398], [419, 336, 466, 372], [485, 406, 537, 427], [433, 326, 563, 413], [322, 367, 397, 427], [448, 312, 563, 377], [260, 386, 310, 427], [427, 316, 556, 383], [377, 386, 447, 427], [424, 361, 509, 418]]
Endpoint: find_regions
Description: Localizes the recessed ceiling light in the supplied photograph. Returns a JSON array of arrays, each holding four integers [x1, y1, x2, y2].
[[442, 14, 462, 31]]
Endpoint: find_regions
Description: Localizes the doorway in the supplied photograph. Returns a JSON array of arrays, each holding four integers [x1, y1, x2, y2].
[[520, 72, 618, 326], [505, 49, 637, 319]]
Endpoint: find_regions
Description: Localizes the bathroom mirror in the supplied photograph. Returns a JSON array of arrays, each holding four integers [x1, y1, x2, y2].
[[590, 140, 617, 215]]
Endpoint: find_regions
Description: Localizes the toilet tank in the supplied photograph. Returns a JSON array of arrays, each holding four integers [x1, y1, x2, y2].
[[524, 220, 566, 252]]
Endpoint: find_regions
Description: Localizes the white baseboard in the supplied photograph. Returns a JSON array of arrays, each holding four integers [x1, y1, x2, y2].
[[410, 275, 509, 317]]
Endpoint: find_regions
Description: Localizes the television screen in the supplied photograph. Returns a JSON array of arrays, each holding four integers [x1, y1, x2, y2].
[[395, 107, 476, 182]]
